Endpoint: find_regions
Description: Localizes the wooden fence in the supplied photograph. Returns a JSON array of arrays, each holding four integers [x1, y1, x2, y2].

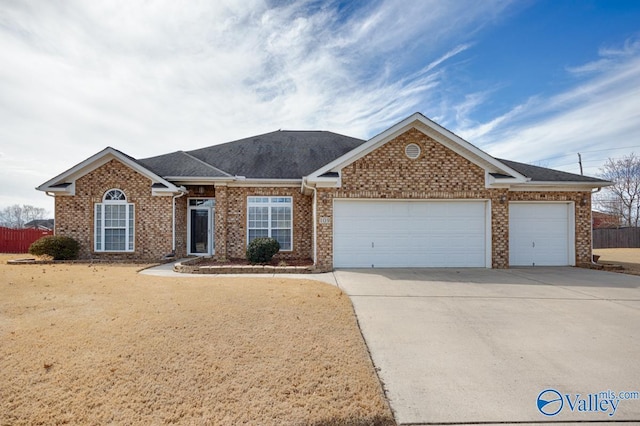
[[0, 227, 53, 253], [593, 227, 640, 249]]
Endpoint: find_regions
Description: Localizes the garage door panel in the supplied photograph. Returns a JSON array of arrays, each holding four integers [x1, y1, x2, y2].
[[509, 203, 573, 266], [333, 200, 488, 268]]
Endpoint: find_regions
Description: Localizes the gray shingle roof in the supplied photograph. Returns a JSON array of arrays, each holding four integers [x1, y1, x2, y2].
[[139, 130, 366, 179], [138, 151, 231, 178], [135, 130, 606, 185], [188, 130, 366, 179], [498, 159, 608, 183]]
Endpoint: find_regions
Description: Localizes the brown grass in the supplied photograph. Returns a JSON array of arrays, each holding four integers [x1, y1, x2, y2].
[[594, 248, 640, 273], [0, 255, 394, 425]]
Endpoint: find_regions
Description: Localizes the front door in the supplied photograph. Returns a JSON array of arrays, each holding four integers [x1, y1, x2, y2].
[[188, 198, 215, 255]]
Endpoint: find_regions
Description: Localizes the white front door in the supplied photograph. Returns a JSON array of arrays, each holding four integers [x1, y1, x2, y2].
[[509, 202, 574, 266], [188, 198, 215, 255]]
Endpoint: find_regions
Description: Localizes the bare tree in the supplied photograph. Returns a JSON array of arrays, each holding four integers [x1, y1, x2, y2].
[[0, 204, 48, 228], [598, 153, 640, 227]]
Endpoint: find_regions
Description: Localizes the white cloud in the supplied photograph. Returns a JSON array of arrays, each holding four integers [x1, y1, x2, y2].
[[455, 38, 640, 177], [1, 0, 514, 210]]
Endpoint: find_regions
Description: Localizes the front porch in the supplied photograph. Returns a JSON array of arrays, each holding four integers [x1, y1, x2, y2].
[[174, 184, 314, 263]]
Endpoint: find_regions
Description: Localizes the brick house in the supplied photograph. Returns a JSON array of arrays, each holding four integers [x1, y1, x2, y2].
[[37, 113, 609, 269], [592, 211, 621, 229]]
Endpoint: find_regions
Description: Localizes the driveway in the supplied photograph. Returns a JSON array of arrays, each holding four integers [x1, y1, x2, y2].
[[335, 267, 640, 425]]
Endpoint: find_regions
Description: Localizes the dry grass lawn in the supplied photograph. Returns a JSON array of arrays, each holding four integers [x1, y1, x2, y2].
[[594, 248, 640, 273], [0, 255, 394, 425]]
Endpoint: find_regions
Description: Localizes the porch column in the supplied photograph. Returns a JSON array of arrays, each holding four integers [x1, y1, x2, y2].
[[214, 184, 228, 260]]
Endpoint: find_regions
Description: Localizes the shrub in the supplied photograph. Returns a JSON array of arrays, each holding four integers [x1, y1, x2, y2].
[[246, 237, 280, 264], [29, 235, 80, 260]]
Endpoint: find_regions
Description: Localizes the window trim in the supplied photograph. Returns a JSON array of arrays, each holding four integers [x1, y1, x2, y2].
[[94, 189, 135, 252], [247, 196, 293, 252]]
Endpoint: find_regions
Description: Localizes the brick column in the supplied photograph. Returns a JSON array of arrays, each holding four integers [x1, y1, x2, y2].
[[214, 184, 228, 260], [491, 190, 509, 268], [315, 189, 334, 270], [575, 192, 592, 265]]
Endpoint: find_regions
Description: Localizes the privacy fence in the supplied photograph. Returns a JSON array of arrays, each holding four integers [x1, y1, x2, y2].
[[593, 227, 640, 249], [0, 227, 53, 253]]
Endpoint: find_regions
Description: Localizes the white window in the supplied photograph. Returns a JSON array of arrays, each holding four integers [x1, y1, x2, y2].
[[247, 196, 292, 251], [95, 189, 134, 252]]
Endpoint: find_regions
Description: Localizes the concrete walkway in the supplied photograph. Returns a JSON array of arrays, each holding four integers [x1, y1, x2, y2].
[[334, 267, 640, 425]]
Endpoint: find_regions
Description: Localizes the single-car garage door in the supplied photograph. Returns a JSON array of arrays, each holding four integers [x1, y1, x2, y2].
[[509, 203, 574, 266], [333, 200, 489, 268]]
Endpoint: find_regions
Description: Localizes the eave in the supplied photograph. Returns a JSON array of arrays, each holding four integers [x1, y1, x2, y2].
[[165, 177, 303, 188], [508, 180, 613, 191]]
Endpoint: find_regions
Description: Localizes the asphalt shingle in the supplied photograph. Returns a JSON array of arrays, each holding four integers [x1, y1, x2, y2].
[[138, 151, 232, 178], [498, 159, 608, 183], [186, 130, 366, 179]]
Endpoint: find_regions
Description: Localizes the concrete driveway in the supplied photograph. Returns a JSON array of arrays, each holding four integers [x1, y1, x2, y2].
[[335, 267, 640, 425]]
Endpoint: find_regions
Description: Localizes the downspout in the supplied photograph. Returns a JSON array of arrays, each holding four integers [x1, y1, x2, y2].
[[590, 187, 602, 265], [172, 187, 188, 253], [301, 178, 317, 266], [45, 192, 55, 235]]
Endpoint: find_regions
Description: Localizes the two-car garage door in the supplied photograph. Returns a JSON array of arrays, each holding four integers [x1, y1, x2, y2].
[[333, 200, 489, 268]]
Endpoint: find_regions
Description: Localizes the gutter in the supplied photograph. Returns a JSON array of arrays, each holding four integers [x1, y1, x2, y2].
[[590, 187, 602, 266], [45, 192, 55, 235], [171, 187, 188, 253], [301, 178, 317, 267]]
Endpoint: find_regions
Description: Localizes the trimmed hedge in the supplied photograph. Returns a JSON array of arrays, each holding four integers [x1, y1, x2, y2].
[[246, 237, 280, 264], [29, 235, 80, 260]]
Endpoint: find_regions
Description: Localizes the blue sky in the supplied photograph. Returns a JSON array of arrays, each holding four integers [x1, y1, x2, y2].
[[1, 0, 640, 212]]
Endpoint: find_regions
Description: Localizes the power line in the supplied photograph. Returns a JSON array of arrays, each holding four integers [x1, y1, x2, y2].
[[531, 145, 640, 164]]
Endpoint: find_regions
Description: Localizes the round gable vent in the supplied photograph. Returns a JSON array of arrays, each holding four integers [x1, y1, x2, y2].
[[405, 143, 421, 159]]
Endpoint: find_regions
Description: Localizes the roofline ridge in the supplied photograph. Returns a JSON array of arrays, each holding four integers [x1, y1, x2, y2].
[[180, 151, 233, 177]]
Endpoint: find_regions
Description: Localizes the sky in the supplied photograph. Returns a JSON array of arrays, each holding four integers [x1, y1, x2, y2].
[[1, 0, 640, 214]]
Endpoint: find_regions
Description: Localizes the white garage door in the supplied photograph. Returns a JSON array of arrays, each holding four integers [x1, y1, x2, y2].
[[333, 200, 489, 268], [509, 203, 574, 266]]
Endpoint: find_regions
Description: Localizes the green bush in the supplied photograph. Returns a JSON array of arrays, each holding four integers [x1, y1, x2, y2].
[[29, 235, 80, 260], [246, 237, 280, 264]]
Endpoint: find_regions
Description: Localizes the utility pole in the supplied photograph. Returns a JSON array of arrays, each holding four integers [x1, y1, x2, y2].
[[578, 153, 583, 175]]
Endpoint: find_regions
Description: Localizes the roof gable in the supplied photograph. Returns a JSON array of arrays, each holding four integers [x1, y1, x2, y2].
[[308, 112, 528, 182], [307, 112, 610, 189], [37, 147, 181, 195]]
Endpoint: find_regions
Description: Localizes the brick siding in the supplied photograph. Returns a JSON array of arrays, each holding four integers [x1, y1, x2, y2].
[[223, 187, 312, 261], [55, 159, 173, 261]]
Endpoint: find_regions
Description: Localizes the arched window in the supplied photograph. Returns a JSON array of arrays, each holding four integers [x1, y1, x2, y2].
[[104, 189, 126, 201], [95, 189, 134, 252]]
